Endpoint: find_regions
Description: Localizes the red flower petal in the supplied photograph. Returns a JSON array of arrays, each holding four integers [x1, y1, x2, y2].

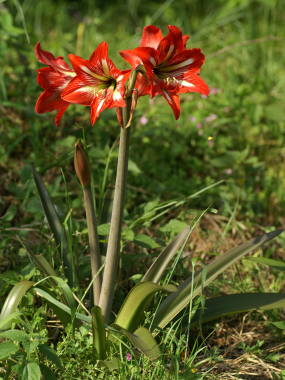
[[90, 90, 112, 125], [62, 77, 95, 105], [120, 47, 157, 68], [160, 49, 205, 78], [156, 25, 184, 63], [120, 49, 141, 68], [178, 73, 210, 96], [35, 42, 71, 72], [37, 67, 71, 90], [55, 103, 70, 126], [89, 42, 120, 77], [36, 90, 61, 113], [140, 25, 163, 49], [182, 34, 189, 47], [161, 90, 180, 119], [35, 89, 70, 125], [68, 54, 107, 82], [134, 72, 151, 96]]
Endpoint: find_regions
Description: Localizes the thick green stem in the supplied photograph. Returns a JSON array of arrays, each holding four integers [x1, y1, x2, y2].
[[99, 68, 141, 321], [83, 185, 102, 305], [99, 123, 131, 320]]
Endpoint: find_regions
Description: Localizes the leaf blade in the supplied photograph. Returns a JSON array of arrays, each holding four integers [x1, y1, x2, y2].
[[153, 229, 283, 329], [193, 293, 285, 324], [0, 280, 34, 330], [142, 226, 191, 283], [115, 282, 172, 332], [33, 168, 74, 286]]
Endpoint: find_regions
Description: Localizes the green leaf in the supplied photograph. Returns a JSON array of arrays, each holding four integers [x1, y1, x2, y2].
[[97, 223, 110, 236], [271, 321, 285, 330], [112, 325, 160, 360], [0, 329, 29, 342], [122, 226, 135, 241], [97, 358, 120, 370], [193, 293, 285, 325], [38, 344, 62, 369], [131, 326, 160, 360], [160, 219, 188, 234], [91, 306, 106, 360], [0, 312, 21, 330], [33, 168, 74, 286], [39, 364, 58, 380], [134, 234, 160, 249], [48, 276, 77, 312], [142, 226, 191, 283], [0, 342, 18, 359], [153, 229, 283, 329], [128, 159, 142, 176], [0, 281, 34, 330], [34, 288, 91, 325], [248, 257, 285, 271], [23, 362, 41, 380], [31, 255, 58, 277], [115, 282, 172, 332]]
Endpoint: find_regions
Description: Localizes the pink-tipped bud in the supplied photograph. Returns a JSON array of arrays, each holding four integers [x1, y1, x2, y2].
[[74, 141, 91, 187]]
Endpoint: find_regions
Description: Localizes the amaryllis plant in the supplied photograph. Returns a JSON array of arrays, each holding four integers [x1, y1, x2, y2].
[[34, 24, 211, 322], [1, 25, 284, 370]]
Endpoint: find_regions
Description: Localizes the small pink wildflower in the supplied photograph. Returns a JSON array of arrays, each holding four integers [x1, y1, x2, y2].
[[224, 168, 233, 175], [205, 114, 217, 123], [196, 122, 202, 129], [189, 115, 197, 123], [126, 352, 132, 361], [139, 115, 148, 125], [210, 87, 220, 95]]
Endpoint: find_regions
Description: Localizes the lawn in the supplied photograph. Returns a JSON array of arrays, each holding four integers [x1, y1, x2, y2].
[[0, 0, 285, 379]]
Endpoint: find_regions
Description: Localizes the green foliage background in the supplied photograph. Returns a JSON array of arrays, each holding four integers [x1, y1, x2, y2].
[[1, 1, 285, 378]]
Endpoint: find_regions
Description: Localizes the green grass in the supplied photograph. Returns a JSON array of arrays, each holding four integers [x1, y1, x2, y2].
[[1, 0, 285, 379]]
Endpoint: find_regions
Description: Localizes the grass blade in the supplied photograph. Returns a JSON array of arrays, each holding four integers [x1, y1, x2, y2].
[[153, 229, 283, 329], [248, 256, 285, 271]]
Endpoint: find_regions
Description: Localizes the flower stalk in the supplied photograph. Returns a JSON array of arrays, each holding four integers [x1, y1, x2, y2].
[[74, 141, 102, 305], [99, 68, 140, 321]]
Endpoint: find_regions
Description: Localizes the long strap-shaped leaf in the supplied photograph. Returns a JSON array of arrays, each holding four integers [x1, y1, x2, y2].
[[34, 288, 91, 325], [152, 229, 283, 329], [33, 168, 74, 287], [0, 281, 34, 330], [192, 292, 285, 325], [115, 282, 174, 332], [111, 324, 161, 360], [142, 226, 191, 283]]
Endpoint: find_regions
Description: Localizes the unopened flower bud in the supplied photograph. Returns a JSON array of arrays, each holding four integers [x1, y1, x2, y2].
[[74, 141, 91, 187]]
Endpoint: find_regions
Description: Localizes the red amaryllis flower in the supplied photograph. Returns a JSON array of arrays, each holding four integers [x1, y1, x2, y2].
[[35, 43, 76, 126], [120, 25, 209, 119], [62, 42, 130, 125]]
